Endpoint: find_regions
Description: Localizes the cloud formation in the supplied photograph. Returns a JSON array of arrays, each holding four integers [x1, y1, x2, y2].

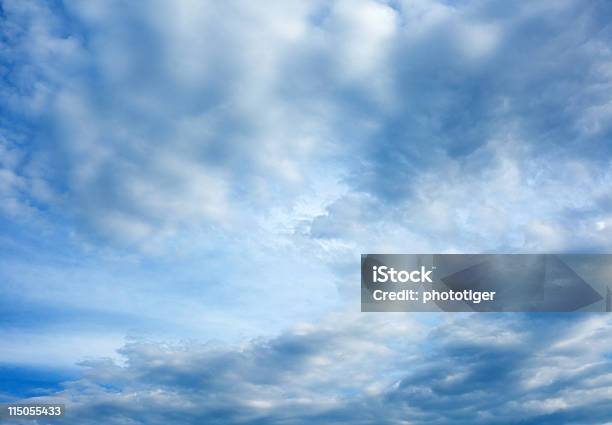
[[20, 313, 611, 425], [2, 1, 612, 423], [3, 0, 610, 250]]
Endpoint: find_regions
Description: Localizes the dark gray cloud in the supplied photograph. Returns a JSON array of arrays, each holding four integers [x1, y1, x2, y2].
[[17, 313, 612, 425]]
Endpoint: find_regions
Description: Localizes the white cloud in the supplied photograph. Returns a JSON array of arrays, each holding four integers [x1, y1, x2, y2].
[[455, 21, 501, 60], [2, 4, 612, 420], [19, 313, 612, 424], [311, 139, 612, 256], [3, 0, 612, 254]]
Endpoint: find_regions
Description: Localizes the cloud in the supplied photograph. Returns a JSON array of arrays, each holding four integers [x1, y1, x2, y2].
[[16, 313, 610, 424], [384, 314, 612, 424], [306, 140, 612, 299], [2, 1, 612, 422], [3, 0, 612, 252], [2, 0, 345, 243]]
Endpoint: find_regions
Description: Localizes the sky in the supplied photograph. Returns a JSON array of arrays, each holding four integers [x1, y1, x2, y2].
[[1, 0, 612, 423]]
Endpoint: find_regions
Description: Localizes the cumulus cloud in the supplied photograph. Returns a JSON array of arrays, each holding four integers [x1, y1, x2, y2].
[[2, 0, 346, 243], [3, 0, 612, 252], [311, 139, 612, 258], [14, 313, 610, 424], [2, 1, 612, 422]]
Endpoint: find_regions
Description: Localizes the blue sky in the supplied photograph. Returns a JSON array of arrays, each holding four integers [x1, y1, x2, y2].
[[1, 0, 612, 423]]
